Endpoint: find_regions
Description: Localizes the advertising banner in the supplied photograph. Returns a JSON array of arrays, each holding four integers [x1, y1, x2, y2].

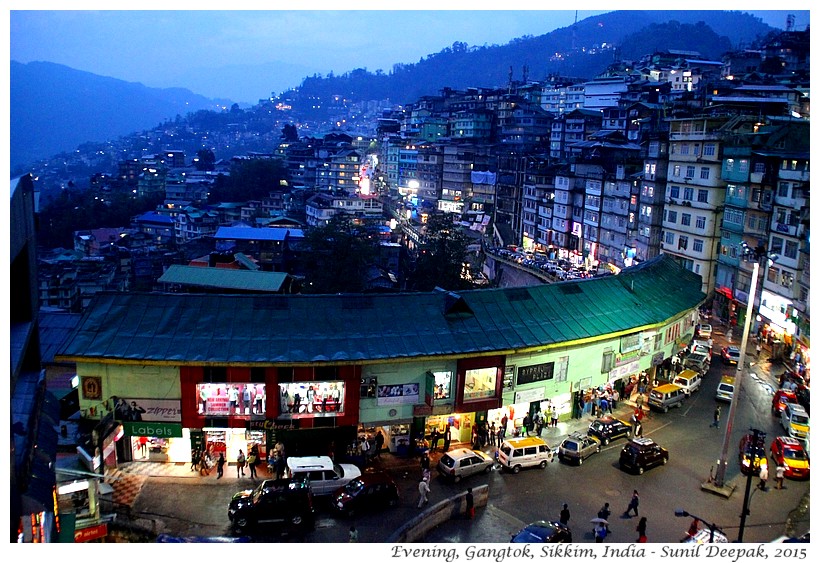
[[112, 397, 181, 422], [377, 383, 420, 406]]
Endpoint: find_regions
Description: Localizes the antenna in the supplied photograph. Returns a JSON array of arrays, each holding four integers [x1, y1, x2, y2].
[[572, 10, 578, 51], [786, 14, 795, 32]]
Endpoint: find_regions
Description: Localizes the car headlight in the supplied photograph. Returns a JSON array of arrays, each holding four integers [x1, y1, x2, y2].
[[337, 502, 344, 509]]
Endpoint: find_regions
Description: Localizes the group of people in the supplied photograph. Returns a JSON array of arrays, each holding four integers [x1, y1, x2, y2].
[[578, 385, 620, 419], [556, 494, 647, 543], [191, 447, 226, 478]]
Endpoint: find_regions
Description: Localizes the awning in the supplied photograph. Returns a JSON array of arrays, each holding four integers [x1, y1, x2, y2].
[[715, 286, 733, 299]]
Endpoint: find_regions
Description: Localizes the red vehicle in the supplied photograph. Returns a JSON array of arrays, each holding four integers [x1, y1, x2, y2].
[[772, 389, 798, 416], [770, 436, 810, 480]]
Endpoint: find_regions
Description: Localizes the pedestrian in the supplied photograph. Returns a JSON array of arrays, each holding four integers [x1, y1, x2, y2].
[[600, 397, 609, 416], [417, 476, 430, 508], [594, 522, 607, 543], [775, 464, 786, 489], [199, 450, 211, 476], [489, 422, 496, 446], [430, 428, 440, 451], [465, 488, 475, 519], [420, 452, 430, 472], [374, 430, 385, 458], [348, 524, 359, 543], [499, 415, 508, 441], [559, 503, 570, 525], [710, 405, 721, 428], [138, 436, 149, 458], [598, 502, 611, 534], [636, 393, 644, 410], [236, 449, 246, 477], [216, 452, 226, 479], [522, 413, 531, 436], [756, 342, 762, 357], [248, 449, 258, 479], [758, 465, 769, 490], [360, 437, 371, 462], [636, 517, 647, 542], [191, 448, 199, 471], [443, 424, 451, 452], [551, 405, 558, 427], [624, 490, 639, 517]]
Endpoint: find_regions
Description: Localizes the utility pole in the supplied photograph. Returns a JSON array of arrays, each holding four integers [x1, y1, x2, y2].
[[738, 428, 765, 542]]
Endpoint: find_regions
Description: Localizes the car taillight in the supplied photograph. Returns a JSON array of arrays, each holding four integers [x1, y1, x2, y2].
[[449, 468, 454, 475]]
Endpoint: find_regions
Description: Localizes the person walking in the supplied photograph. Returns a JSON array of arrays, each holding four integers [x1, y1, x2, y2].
[[636, 517, 647, 542], [551, 405, 558, 427], [417, 476, 430, 508], [443, 424, 451, 452], [191, 448, 200, 471], [594, 522, 607, 543], [236, 449, 246, 478], [775, 464, 786, 489], [710, 405, 721, 428], [559, 503, 570, 526], [624, 490, 639, 517], [216, 452, 226, 479], [348, 524, 359, 543], [598, 502, 611, 535], [499, 415, 508, 441], [429, 427, 440, 452], [758, 465, 769, 490], [465, 488, 475, 520], [248, 449, 258, 479], [522, 413, 531, 436], [489, 422, 497, 446], [374, 430, 385, 458]]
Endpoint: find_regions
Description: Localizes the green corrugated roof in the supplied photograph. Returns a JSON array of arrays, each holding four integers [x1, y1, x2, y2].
[[58, 255, 705, 366], [157, 265, 286, 292]]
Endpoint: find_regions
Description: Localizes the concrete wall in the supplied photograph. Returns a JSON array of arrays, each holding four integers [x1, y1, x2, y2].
[[388, 484, 489, 543]]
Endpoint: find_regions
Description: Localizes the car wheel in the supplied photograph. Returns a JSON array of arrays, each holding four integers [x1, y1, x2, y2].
[[578, 457, 583, 466], [662, 457, 668, 465], [234, 516, 249, 531], [485, 464, 493, 474], [603, 438, 610, 446], [291, 515, 303, 526], [638, 466, 645, 475], [539, 460, 547, 469], [513, 465, 521, 474]]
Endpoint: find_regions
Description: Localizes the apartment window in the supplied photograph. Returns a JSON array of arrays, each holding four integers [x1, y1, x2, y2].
[[673, 165, 681, 177], [770, 237, 784, 255], [724, 209, 743, 226], [683, 187, 694, 201], [686, 166, 695, 178], [784, 240, 798, 260], [680, 144, 690, 155], [666, 210, 677, 223], [739, 160, 749, 173], [681, 213, 691, 226], [753, 162, 765, 173], [670, 186, 680, 199], [726, 159, 734, 172], [700, 167, 710, 180], [778, 182, 790, 197], [697, 189, 708, 203], [678, 236, 688, 250], [665, 231, 675, 245], [693, 239, 704, 253], [703, 143, 716, 157], [696, 215, 706, 230]]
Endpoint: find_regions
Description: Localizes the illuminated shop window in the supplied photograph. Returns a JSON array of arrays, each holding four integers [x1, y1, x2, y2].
[[463, 367, 498, 401]]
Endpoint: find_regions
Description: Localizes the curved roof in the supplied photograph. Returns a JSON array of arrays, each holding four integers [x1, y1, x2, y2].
[[57, 254, 704, 366]]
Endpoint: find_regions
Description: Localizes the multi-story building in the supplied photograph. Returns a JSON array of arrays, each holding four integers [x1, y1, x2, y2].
[[304, 191, 384, 227], [415, 142, 443, 210], [633, 133, 669, 265]]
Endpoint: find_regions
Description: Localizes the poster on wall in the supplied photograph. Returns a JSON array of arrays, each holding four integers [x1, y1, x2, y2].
[[277, 381, 345, 419], [196, 383, 267, 416], [377, 383, 420, 406], [112, 397, 182, 422]]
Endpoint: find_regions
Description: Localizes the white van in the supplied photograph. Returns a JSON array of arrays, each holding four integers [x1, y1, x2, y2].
[[286, 455, 361, 495], [497, 436, 553, 473], [673, 369, 703, 396]]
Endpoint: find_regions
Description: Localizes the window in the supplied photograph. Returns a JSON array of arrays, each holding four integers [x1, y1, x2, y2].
[[678, 236, 688, 250], [693, 239, 704, 253], [680, 144, 690, 155], [673, 165, 681, 177], [666, 210, 677, 223], [770, 237, 784, 255], [724, 209, 743, 225], [697, 189, 708, 203], [739, 160, 749, 173], [686, 166, 695, 178], [669, 186, 680, 199], [665, 231, 675, 245], [433, 371, 452, 400], [696, 216, 706, 230], [778, 182, 790, 197], [683, 187, 694, 201], [726, 159, 734, 172], [681, 213, 691, 227], [784, 240, 798, 259], [464, 367, 498, 401], [703, 144, 716, 157], [361, 377, 377, 398], [555, 356, 568, 383], [700, 167, 710, 180]]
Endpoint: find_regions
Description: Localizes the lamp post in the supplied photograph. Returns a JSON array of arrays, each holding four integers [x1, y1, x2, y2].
[[712, 246, 777, 489], [674, 508, 725, 543]]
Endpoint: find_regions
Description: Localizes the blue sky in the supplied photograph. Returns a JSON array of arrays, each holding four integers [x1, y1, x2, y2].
[[7, 4, 811, 103]]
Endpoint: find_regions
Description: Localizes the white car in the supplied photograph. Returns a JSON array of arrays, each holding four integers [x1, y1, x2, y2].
[[696, 324, 713, 339]]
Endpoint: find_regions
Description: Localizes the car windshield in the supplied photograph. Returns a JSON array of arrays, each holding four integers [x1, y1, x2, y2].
[[718, 384, 734, 392], [513, 525, 554, 543], [440, 455, 456, 468], [334, 464, 344, 477], [344, 479, 365, 494], [499, 444, 512, 456], [562, 441, 578, 451], [792, 413, 809, 425], [784, 447, 808, 461], [590, 421, 605, 431]]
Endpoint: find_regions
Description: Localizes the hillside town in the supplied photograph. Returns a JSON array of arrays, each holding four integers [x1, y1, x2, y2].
[[11, 24, 810, 543]]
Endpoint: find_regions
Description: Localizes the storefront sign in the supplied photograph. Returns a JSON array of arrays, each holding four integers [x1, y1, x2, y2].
[[74, 523, 107, 542], [121, 422, 183, 438], [377, 383, 420, 406], [517, 362, 554, 385], [250, 419, 300, 431], [620, 333, 642, 354], [514, 387, 546, 404], [112, 398, 181, 422], [609, 359, 641, 381], [651, 352, 665, 366], [81, 376, 102, 400]]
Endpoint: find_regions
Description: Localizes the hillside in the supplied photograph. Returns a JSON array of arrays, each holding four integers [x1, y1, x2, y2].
[[10, 61, 232, 170]]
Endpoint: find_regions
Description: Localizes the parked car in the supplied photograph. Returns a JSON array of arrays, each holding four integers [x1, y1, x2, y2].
[[588, 415, 632, 445], [721, 346, 741, 365], [684, 351, 711, 374], [770, 436, 810, 480], [286, 456, 361, 495], [715, 375, 736, 402], [772, 389, 799, 416], [738, 432, 768, 476], [557, 432, 600, 465], [618, 437, 669, 474], [691, 338, 714, 357], [330, 470, 399, 517], [781, 403, 810, 440], [672, 369, 703, 396], [497, 437, 553, 473], [437, 447, 495, 482], [228, 478, 315, 533], [510, 520, 572, 543], [696, 324, 713, 339]]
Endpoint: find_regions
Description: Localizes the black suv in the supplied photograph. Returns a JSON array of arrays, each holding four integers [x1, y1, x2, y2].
[[587, 415, 632, 445], [228, 478, 315, 533], [618, 437, 669, 474]]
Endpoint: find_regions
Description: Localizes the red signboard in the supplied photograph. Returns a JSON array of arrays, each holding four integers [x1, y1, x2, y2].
[[74, 523, 108, 543]]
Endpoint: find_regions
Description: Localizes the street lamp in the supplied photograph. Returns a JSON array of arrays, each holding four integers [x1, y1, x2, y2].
[[712, 245, 778, 490], [674, 508, 725, 543]]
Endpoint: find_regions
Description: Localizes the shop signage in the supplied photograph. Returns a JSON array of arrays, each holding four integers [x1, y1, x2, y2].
[[609, 359, 640, 381], [250, 419, 300, 430], [614, 348, 640, 366], [81, 376, 102, 400], [121, 421, 183, 438], [112, 398, 181, 422], [75, 523, 107, 543], [620, 333, 642, 354], [514, 387, 546, 404], [517, 362, 554, 385], [651, 352, 665, 366], [377, 383, 420, 406]]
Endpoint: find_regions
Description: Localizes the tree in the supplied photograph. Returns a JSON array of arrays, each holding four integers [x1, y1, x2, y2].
[[281, 124, 299, 142], [299, 215, 380, 294], [209, 158, 289, 202], [404, 212, 473, 292], [194, 149, 216, 171]]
